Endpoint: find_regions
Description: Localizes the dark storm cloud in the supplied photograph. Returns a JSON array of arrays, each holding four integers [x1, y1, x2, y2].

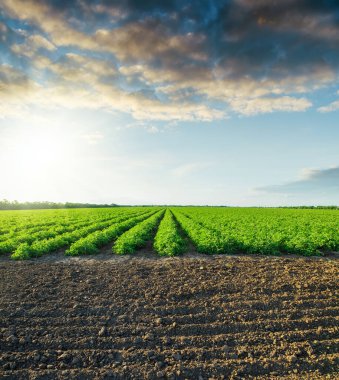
[[257, 167, 339, 195]]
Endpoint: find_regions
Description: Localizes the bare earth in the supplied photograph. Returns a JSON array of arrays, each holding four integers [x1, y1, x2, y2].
[[0, 253, 338, 379]]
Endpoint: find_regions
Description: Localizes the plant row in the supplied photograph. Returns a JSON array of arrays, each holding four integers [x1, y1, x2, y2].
[[153, 210, 187, 256], [65, 210, 157, 256], [113, 210, 165, 254], [170, 211, 227, 254], [11, 210, 150, 260]]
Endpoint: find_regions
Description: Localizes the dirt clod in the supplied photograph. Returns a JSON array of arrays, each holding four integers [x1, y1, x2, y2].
[[98, 327, 107, 337]]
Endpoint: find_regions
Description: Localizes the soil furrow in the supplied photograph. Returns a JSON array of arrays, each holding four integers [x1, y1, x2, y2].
[[1, 255, 338, 379]]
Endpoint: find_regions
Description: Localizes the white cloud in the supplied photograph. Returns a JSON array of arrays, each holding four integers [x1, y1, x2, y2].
[[29, 34, 56, 50], [0, 60, 226, 122], [318, 100, 339, 113], [229, 96, 312, 115]]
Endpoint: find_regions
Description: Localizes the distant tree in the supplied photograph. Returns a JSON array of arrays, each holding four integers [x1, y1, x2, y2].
[[0, 200, 118, 210], [278, 205, 338, 210]]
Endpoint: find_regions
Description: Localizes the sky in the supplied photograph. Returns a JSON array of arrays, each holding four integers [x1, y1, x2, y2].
[[0, 0, 339, 206]]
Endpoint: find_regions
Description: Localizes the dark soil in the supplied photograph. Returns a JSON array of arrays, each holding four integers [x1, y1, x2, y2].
[[0, 254, 338, 379]]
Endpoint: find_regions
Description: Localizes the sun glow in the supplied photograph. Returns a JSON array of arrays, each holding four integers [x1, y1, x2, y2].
[[12, 132, 65, 173], [1, 126, 75, 201]]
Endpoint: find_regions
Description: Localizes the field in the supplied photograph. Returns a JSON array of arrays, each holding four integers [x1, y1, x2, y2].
[[0, 207, 338, 259], [0, 207, 338, 379], [1, 255, 338, 379]]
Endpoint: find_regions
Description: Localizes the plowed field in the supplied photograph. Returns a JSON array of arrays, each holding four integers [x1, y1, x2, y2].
[[1, 254, 338, 379]]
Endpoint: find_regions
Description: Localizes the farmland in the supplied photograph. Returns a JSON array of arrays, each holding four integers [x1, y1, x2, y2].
[[0, 206, 338, 379], [0, 207, 338, 259], [1, 255, 338, 379]]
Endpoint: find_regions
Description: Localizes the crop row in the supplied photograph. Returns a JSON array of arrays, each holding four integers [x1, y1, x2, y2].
[[11, 209, 151, 260], [172, 210, 226, 253], [66, 210, 157, 255], [113, 210, 165, 254], [153, 209, 187, 256]]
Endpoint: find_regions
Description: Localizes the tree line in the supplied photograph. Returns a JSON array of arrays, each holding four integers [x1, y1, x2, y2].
[[0, 200, 117, 210]]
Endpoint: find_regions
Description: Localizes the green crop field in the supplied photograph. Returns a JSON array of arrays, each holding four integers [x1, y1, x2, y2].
[[0, 207, 338, 260]]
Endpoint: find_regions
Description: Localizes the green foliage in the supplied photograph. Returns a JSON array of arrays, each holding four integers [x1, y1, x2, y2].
[[172, 207, 339, 256], [113, 210, 165, 254], [11, 243, 31, 260], [5, 214, 116, 255], [172, 211, 226, 254], [1, 220, 88, 254], [65, 211, 155, 256], [1, 206, 338, 260], [9, 208, 149, 259], [153, 210, 187, 256]]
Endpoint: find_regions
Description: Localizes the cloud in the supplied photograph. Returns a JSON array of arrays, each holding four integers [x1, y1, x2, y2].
[[93, 21, 207, 63], [1, 0, 339, 120], [28, 35, 56, 51], [318, 100, 339, 113], [229, 96, 312, 115], [318, 89, 339, 112], [0, 65, 34, 95], [0, 64, 38, 118], [46, 53, 118, 83], [11, 35, 56, 58], [0, 62, 226, 122], [1, 0, 93, 49], [0, 22, 8, 42], [257, 167, 339, 195]]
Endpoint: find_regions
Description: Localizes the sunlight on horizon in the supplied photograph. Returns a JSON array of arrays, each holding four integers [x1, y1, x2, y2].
[[1, 125, 77, 201]]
